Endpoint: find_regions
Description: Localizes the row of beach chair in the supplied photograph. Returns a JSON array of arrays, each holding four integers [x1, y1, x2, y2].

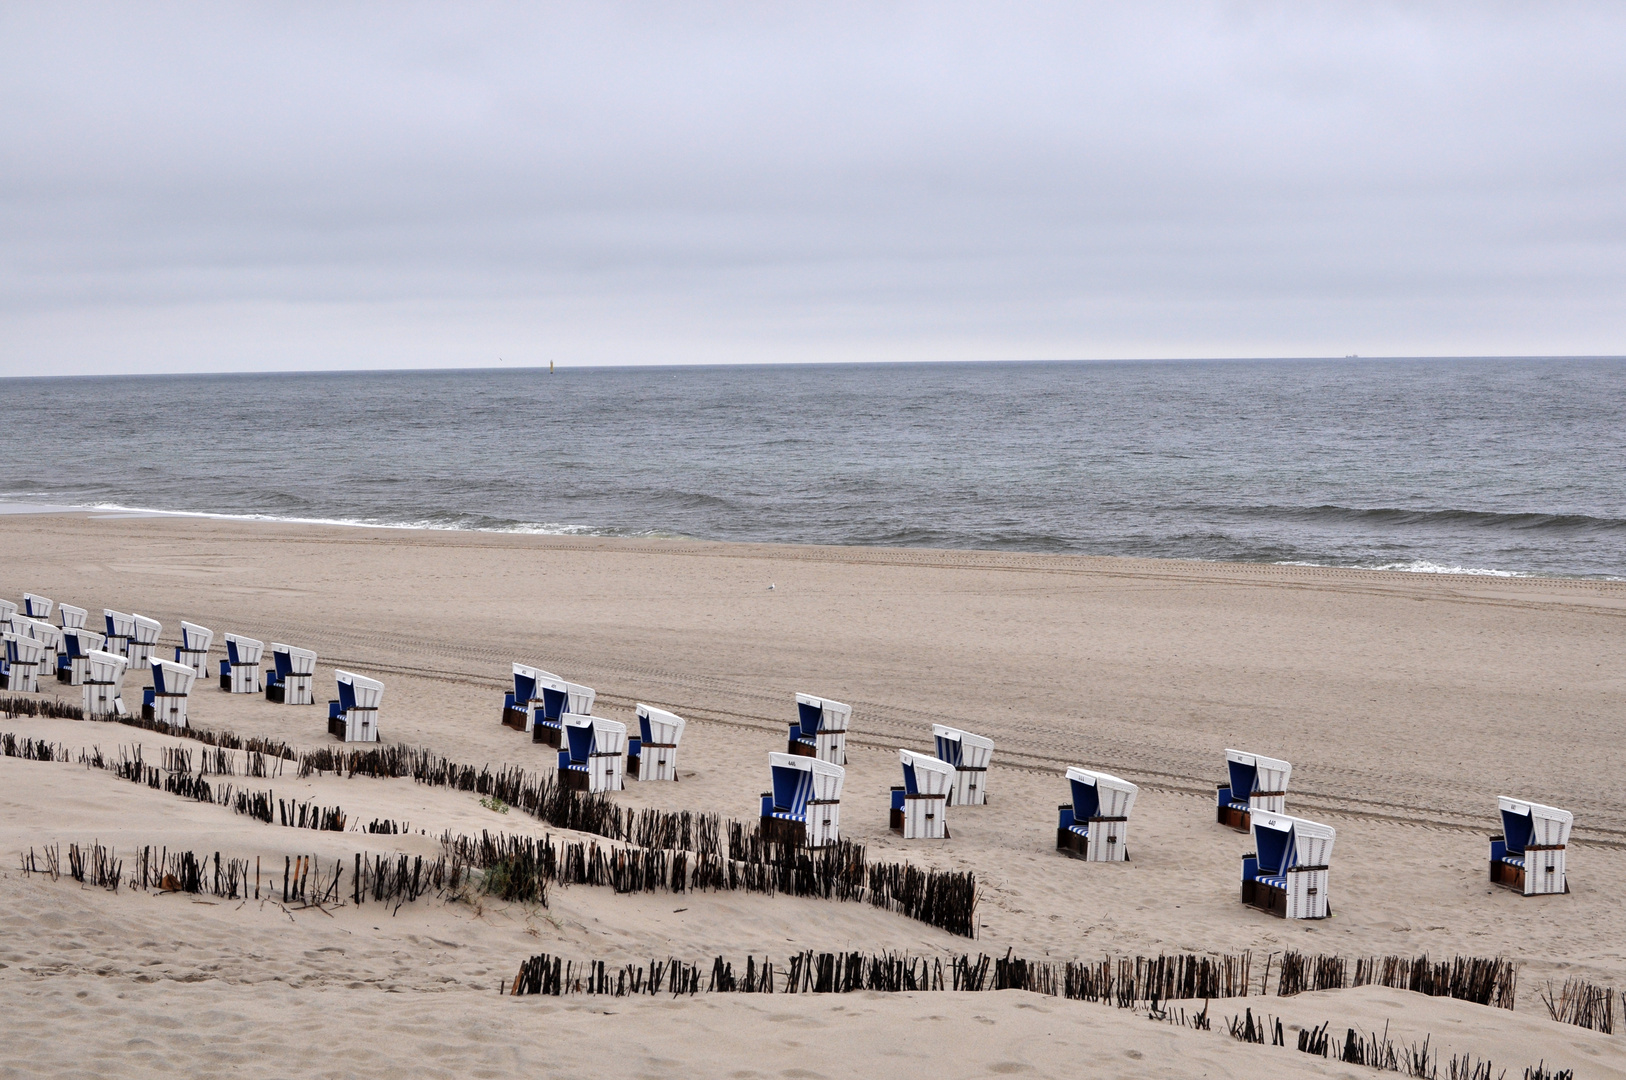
[[1, 593, 383, 743], [5, 594, 1575, 921], [499, 663, 689, 790], [1212, 746, 1571, 917]]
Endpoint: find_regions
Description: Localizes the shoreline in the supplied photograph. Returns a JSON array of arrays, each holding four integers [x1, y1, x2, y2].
[[3, 500, 1622, 592]]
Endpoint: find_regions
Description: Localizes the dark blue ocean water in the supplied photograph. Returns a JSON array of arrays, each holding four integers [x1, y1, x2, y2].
[[2, 358, 1622, 578]]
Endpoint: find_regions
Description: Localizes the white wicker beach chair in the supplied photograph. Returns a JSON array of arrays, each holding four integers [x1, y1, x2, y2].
[[2, 631, 49, 693], [176, 622, 213, 679], [220, 634, 264, 693], [523, 668, 570, 744], [890, 749, 955, 839], [504, 663, 546, 731], [630, 704, 686, 782], [1490, 797, 1572, 897], [10, 616, 61, 684], [1057, 768, 1138, 861], [558, 714, 627, 793], [761, 753, 845, 847], [0, 598, 16, 633], [789, 693, 852, 765], [103, 609, 136, 658], [22, 593, 52, 621], [329, 670, 382, 742], [1217, 749, 1292, 831], [59, 627, 107, 685], [83, 649, 130, 716], [266, 643, 317, 705], [145, 658, 198, 727], [129, 614, 162, 666], [57, 604, 88, 631], [1242, 813, 1335, 919], [932, 724, 994, 806]]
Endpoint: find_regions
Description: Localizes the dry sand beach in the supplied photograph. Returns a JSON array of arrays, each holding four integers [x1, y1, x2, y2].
[[2, 510, 1623, 1078]]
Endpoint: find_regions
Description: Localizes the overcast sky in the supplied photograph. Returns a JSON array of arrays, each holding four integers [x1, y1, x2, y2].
[[2, 3, 1623, 376]]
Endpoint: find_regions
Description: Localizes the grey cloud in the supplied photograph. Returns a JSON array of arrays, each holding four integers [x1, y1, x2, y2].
[[2, 2, 1623, 374]]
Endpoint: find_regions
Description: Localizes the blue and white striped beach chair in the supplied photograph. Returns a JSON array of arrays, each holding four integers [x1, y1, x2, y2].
[[103, 610, 136, 659], [143, 658, 198, 727], [788, 693, 851, 764], [59, 627, 106, 685], [1490, 797, 1572, 896], [83, 649, 130, 716], [558, 715, 627, 793], [328, 670, 382, 742], [1241, 813, 1335, 919], [889, 749, 955, 838], [176, 622, 213, 680], [220, 634, 264, 693], [1057, 767, 1138, 861], [932, 724, 995, 806], [629, 704, 685, 782], [761, 752, 845, 847], [265, 643, 317, 704], [1216, 749, 1291, 832]]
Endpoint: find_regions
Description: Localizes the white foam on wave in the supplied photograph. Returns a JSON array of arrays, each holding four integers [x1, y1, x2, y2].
[[1276, 558, 1527, 577], [0, 498, 678, 540]]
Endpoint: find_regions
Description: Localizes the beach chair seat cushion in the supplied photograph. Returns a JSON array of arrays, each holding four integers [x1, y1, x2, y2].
[[767, 809, 806, 824], [1255, 872, 1289, 890], [1066, 823, 1090, 839], [1500, 853, 1525, 869]]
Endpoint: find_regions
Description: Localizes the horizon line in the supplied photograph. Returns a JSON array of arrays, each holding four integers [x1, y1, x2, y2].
[[6, 353, 1625, 382]]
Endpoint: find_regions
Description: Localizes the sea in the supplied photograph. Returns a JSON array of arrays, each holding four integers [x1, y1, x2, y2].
[[2, 357, 1622, 579]]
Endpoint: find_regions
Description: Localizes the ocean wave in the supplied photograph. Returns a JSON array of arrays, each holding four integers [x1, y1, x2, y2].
[[1232, 504, 1626, 533], [1275, 558, 1529, 577], [0, 499, 684, 540]]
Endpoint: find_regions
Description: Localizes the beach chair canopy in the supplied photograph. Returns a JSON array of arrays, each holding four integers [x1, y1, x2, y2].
[[180, 622, 214, 651], [150, 658, 197, 696], [64, 628, 106, 658], [512, 663, 548, 704], [86, 650, 129, 683], [795, 693, 852, 738], [637, 704, 686, 746], [768, 752, 844, 814], [523, 669, 571, 719], [335, 670, 383, 709], [565, 682, 596, 715], [4, 632, 46, 666], [1251, 814, 1335, 878], [0, 599, 16, 628], [899, 749, 956, 797], [225, 634, 264, 666], [132, 615, 161, 645], [104, 610, 136, 639], [272, 644, 317, 678], [563, 714, 626, 759], [23, 593, 52, 619], [591, 716, 626, 754], [932, 724, 994, 769], [1066, 767, 1139, 820], [58, 604, 88, 630], [1226, 749, 1291, 798], [1497, 797, 1573, 854], [14, 617, 61, 658]]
